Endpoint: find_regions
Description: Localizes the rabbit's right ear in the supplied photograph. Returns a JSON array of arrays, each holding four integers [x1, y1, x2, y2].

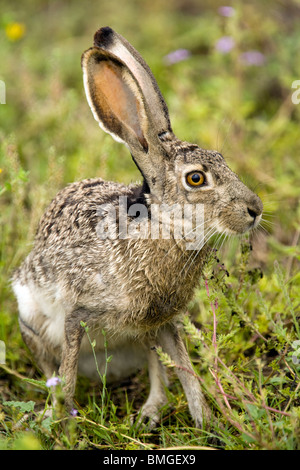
[[81, 27, 173, 199]]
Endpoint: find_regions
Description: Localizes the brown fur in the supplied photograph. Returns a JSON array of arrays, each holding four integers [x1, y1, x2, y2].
[[12, 27, 263, 428]]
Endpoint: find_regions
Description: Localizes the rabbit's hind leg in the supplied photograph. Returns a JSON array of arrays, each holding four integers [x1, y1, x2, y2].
[[13, 279, 60, 379], [19, 314, 60, 379]]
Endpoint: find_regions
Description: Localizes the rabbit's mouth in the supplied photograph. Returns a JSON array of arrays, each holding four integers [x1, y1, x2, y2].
[[214, 207, 263, 236]]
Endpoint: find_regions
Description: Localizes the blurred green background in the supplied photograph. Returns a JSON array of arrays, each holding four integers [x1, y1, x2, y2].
[[0, 0, 299, 450], [1, 0, 299, 265]]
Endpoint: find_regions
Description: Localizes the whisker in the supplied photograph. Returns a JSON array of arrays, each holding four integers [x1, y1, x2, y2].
[[260, 218, 274, 230], [159, 214, 215, 263], [212, 231, 226, 255], [178, 225, 219, 278], [256, 224, 270, 236], [261, 210, 276, 216], [166, 216, 218, 274], [261, 215, 275, 222], [220, 232, 230, 252]]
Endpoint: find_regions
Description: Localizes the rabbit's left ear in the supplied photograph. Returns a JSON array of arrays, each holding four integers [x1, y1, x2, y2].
[[92, 27, 172, 139], [82, 47, 149, 151], [81, 27, 173, 199]]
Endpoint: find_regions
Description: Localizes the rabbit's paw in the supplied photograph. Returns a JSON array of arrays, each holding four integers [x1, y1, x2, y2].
[[131, 403, 163, 430]]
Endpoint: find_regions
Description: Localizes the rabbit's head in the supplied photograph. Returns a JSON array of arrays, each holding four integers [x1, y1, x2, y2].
[[81, 27, 262, 240]]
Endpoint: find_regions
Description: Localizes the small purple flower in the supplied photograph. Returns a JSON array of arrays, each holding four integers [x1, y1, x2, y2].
[[164, 49, 191, 65], [46, 376, 61, 388], [70, 408, 78, 417], [218, 6, 235, 17], [215, 36, 235, 54], [239, 50, 265, 66]]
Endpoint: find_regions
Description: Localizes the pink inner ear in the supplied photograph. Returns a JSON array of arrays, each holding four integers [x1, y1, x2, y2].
[[93, 61, 147, 149]]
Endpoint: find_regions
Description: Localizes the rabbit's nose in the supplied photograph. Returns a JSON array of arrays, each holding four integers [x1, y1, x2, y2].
[[248, 195, 263, 214], [247, 207, 259, 219], [247, 196, 263, 225]]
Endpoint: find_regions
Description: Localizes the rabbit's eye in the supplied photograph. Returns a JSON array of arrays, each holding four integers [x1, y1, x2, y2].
[[186, 171, 205, 187]]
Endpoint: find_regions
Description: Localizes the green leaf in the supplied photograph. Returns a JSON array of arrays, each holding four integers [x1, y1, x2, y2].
[[246, 403, 265, 420], [241, 432, 256, 444], [40, 416, 54, 432], [3, 400, 35, 413], [21, 376, 48, 391]]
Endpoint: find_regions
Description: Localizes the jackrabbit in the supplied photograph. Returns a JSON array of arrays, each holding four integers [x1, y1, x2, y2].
[[12, 27, 263, 428]]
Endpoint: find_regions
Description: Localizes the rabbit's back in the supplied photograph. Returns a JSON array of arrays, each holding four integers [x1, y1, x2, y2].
[[14, 178, 134, 304], [13, 177, 206, 346], [12, 178, 139, 354]]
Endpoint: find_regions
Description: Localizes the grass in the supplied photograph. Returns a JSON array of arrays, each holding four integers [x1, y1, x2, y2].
[[0, 0, 299, 450]]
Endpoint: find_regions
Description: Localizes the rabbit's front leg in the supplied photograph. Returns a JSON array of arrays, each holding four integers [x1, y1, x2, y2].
[[157, 323, 211, 428], [59, 314, 85, 411], [136, 346, 168, 428]]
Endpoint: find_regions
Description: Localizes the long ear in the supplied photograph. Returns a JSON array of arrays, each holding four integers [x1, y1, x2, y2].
[[81, 27, 173, 199], [93, 27, 172, 137]]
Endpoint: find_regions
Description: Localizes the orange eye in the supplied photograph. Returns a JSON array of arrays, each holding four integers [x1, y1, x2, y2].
[[186, 171, 205, 187]]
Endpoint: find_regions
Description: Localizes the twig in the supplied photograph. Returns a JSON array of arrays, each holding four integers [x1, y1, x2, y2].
[[205, 278, 232, 410], [284, 380, 300, 414], [77, 416, 154, 450], [285, 229, 300, 282], [0, 363, 47, 390], [161, 445, 219, 451]]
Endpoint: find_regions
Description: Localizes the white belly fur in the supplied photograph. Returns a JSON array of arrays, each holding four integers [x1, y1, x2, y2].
[[12, 280, 66, 349], [12, 280, 147, 382]]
